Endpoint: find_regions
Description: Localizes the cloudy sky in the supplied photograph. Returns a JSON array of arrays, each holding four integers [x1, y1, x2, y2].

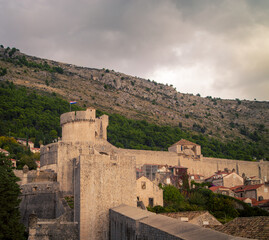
[[0, 0, 269, 100]]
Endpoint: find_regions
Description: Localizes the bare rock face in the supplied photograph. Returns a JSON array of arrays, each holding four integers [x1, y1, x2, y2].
[[0, 47, 268, 143]]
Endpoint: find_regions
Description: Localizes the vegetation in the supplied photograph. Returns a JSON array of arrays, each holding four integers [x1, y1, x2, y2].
[[105, 112, 268, 160], [0, 67, 7, 76], [0, 136, 39, 170], [0, 81, 268, 161], [64, 196, 74, 209], [0, 81, 80, 147], [148, 185, 269, 224], [1, 48, 63, 74], [0, 153, 26, 239]]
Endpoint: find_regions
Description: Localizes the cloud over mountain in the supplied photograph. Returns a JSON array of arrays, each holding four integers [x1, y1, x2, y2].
[[1, 0, 268, 100]]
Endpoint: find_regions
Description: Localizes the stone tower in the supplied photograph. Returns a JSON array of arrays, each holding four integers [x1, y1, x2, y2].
[[40, 108, 136, 239]]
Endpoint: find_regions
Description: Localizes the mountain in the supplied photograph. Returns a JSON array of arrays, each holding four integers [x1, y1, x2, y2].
[[0, 45, 268, 160]]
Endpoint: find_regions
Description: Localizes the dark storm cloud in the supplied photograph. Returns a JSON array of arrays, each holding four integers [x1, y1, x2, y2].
[[0, 0, 268, 100]]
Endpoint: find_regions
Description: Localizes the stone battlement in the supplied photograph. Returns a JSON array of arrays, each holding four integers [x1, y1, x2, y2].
[[60, 108, 96, 126], [20, 182, 59, 195]]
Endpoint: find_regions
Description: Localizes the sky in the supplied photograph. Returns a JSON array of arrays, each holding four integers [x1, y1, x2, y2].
[[0, 0, 269, 101]]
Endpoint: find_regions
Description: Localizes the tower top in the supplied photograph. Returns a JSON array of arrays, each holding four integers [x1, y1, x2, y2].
[[60, 108, 96, 127]]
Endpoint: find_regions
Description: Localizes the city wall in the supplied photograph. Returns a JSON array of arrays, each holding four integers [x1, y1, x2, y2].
[[28, 214, 78, 240], [19, 182, 63, 227], [122, 148, 269, 179], [123, 149, 179, 167]]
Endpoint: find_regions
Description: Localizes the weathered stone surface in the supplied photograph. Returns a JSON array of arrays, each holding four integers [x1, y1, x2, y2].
[[110, 205, 250, 240]]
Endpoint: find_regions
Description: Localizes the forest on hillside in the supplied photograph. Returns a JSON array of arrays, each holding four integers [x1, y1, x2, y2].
[[0, 80, 268, 161]]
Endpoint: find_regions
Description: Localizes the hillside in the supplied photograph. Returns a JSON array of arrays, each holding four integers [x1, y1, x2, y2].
[[0, 45, 268, 160]]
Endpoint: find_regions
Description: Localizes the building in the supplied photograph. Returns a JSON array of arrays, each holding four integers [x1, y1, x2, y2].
[[0, 148, 10, 156], [205, 171, 244, 188], [245, 176, 262, 185], [136, 176, 163, 207], [17, 138, 34, 149], [10, 158, 16, 168], [190, 174, 205, 183], [232, 184, 269, 201], [209, 186, 235, 197]]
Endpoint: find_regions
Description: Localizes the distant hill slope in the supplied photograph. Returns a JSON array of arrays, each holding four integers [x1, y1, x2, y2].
[[0, 46, 268, 160], [0, 81, 267, 161]]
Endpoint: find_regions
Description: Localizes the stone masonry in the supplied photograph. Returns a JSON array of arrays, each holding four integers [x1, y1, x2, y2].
[[39, 107, 269, 239]]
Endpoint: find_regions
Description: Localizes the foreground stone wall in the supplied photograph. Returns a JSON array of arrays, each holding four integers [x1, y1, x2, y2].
[[28, 214, 78, 240], [74, 154, 136, 240], [19, 182, 62, 227], [110, 205, 248, 240]]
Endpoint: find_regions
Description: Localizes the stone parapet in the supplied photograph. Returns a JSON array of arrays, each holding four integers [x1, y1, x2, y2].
[[20, 182, 59, 195], [60, 108, 96, 126]]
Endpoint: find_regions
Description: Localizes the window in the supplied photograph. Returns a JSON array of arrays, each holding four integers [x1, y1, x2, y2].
[[141, 181, 146, 189], [149, 198, 154, 207]]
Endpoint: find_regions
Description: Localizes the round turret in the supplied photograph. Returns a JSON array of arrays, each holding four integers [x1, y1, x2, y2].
[[60, 108, 96, 142]]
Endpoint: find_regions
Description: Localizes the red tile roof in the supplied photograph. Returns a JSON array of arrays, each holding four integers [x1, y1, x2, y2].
[[170, 139, 198, 147], [233, 184, 263, 193], [190, 174, 204, 180], [252, 199, 269, 206], [209, 186, 231, 192], [207, 216, 269, 240]]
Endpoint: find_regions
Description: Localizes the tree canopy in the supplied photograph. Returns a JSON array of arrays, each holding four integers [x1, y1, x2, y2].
[[0, 153, 26, 239]]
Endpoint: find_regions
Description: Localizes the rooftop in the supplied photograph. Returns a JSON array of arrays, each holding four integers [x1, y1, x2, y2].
[[161, 211, 209, 221], [170, 139, 198, 147], [233, 184, 263, 193], [207, 216, 269, 240]]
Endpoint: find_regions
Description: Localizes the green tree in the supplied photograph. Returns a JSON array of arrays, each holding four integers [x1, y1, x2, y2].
[[0, 154, 26, 239], [163, 185, 184, 206]]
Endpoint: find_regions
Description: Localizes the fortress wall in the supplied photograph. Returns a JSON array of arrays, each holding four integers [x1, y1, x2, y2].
[[75, 154, 136, 240], [19, 182, 60, 227], [122, 149, 179, 167], [179, 156, 207, 175], [203, 157, 269, 179], [28, 215, 78, 240], [40, 143, 58, 167], [57, 142, 95, 194]]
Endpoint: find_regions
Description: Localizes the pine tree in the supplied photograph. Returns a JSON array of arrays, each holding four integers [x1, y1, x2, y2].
[[0, 153, 26, 240]]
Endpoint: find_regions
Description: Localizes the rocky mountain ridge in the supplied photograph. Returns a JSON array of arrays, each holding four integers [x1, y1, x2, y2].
[[0, 46, 268, 146]]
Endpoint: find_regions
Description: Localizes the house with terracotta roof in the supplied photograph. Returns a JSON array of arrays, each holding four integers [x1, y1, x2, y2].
[[189, 174, 205, 183], [31, 148, 40, 153], [205, 170, 243, 188], [209, 186, 235, 197], [16, 138, 34, 149], [245, 176, 262, 185], [161, 211, 222, 227], [10, 158, 16, 168], [232, 183, 269, 201], [0, 148, 10, 156]]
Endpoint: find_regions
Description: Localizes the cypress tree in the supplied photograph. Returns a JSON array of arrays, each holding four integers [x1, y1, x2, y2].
[[0, 153, 25, 240]]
